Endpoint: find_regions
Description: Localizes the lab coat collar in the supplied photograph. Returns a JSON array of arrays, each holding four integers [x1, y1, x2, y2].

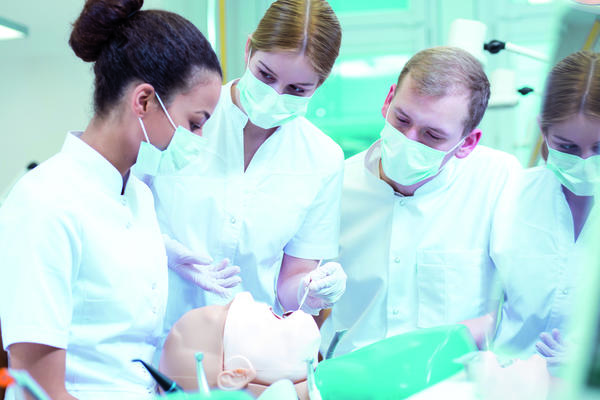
[[62, 131, 129, 199], [364, 139, 457, 197]]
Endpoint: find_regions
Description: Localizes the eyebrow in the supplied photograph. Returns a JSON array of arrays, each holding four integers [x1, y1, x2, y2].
[[258, 61, 277, 78], [195, 110, 211, 119], [394, 107, 450, 138], [553, 135, 575, 143], [258, 61, 316, 88]]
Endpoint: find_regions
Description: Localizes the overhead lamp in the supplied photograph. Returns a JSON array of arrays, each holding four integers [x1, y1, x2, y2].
[[447, 19, 549, 63], [0, 16, 28, 40]]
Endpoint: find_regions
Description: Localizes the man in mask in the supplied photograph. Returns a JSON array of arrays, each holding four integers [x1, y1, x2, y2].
[[321, 46, 521, 356]]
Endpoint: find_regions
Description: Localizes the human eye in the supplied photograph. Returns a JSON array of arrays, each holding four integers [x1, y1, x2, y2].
[[396, 116, 409, 125], [286, 85, 305, 96], [558, 143, 578, 153], [426, 130, 442, 141], [189, 118, 207, 134], [259, 69, 275, 81]]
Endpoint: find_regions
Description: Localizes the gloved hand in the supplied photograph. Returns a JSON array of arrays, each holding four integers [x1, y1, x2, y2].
[[536, 329, 567, 368], [298, 262, 347, 315], [164, 235, 241, 297]]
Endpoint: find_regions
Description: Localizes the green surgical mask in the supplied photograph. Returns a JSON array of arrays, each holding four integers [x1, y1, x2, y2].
[[134, 93, 207, 176], [380, 120, 465, 186], [546, 146, 600, 196], [237, 66, 312, 129]]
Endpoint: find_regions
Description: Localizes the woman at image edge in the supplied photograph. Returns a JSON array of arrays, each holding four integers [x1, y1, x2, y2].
[[150, 0, 347, 327], [0, 0, 228, 398], [491, 51, 600, 372]]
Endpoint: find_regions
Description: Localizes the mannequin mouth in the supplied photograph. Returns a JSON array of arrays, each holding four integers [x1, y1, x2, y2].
[[274, 309, 294, 319]]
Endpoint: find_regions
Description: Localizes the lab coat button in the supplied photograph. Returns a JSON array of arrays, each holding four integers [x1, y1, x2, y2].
[[398, 198, 405, 206], [126, 221, 132, 229], [392, 309, 400, 316], [230, 217, 236, 224], [120, 197, 127, 205], [562, 289, 569, 295], [394, 257, 401, 263]]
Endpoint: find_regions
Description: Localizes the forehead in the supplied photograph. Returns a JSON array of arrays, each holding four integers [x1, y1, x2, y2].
[[547, 114, 600, 143], [171, 71, 222, 106], [252, 50, 320, 84], [392, 74, 470, 135]]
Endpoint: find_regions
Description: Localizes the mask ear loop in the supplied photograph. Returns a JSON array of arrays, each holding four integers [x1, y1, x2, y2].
[[138, 117, 151, 144], [154, 92, 177, 131]]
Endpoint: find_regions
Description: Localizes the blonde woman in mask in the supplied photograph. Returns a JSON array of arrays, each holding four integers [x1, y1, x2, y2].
[[491, 51, 600, 372], [147, 0, 346, 332]]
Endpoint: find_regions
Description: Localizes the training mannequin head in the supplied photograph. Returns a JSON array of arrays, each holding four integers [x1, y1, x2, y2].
[[159, 292, 320, 398]]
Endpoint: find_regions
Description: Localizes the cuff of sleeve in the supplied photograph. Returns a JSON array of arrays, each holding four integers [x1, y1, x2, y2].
[[283, 241, 338, 261], [2, 324, 68, 351]]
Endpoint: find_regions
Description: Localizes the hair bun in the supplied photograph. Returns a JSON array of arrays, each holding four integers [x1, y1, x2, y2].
[[69, 0, 143, 62]]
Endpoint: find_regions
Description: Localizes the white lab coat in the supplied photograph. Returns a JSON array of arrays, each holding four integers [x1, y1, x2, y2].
[[0, 132, 167, 399], [321, 140, 521, 356], [148, 80, 344, 333], [491, 166, 595, 359]]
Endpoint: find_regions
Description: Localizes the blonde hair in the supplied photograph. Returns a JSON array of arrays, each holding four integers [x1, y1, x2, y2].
[[395, 46, 490, 136], [540, 51, 600, 134], [250, 0, 341, 84]]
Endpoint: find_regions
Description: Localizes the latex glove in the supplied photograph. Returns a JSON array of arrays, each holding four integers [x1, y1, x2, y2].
[[298, 262, 347, 315], [164, 235, 241, 297], [536, 328, 567, 367]]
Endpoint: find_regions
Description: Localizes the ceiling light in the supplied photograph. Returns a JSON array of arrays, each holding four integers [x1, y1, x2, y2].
[[0, 16, 28, 40]]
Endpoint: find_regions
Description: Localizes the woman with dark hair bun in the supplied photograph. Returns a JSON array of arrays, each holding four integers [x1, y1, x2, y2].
[[0, 0, 231, 398]]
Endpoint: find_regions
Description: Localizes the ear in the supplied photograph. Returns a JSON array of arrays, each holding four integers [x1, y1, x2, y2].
[[244, 35, 253, 66], [131, 83, 155, 118], [217, 355, 256, 391], [455, 129, 482, 159], [381, 84, 397, 119], [536, 116, 550, 162]]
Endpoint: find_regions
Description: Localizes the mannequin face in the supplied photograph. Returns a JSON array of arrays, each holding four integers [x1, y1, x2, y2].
[[223, 292, 321, 385], [159, 292, 319, 398]]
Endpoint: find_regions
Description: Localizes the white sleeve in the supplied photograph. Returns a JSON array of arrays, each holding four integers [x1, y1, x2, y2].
[[0, 180, 81, 350], [284, 157, 344, 260]]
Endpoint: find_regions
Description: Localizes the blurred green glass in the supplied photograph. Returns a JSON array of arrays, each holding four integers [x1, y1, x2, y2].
[[315, 325, 477, 399]]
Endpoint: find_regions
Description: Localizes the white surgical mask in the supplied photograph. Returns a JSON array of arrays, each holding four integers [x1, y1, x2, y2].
[[546, 145, 600, 196], [380, 116, 465, 186], [134, 93, 207, 176], [236, 58, 312, 129]]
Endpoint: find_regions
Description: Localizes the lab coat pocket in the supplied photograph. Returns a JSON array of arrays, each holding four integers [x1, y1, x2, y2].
[[416, 250, 488, 328]]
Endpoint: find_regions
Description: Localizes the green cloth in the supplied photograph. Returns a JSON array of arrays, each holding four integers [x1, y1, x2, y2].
[[315, 325, 477, 399]]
